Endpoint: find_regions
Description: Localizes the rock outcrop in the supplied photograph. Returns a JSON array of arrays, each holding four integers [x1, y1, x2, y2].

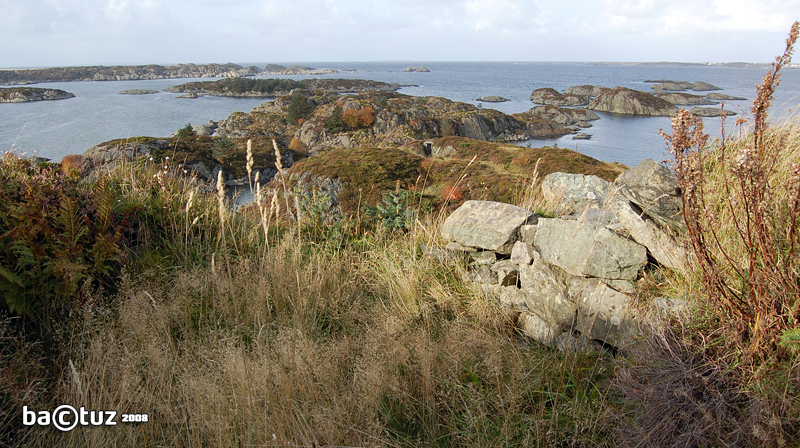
[[655, 92, 716, 105], [524, 105, 600, 129], [216, 90, 572, 154], [402, 67, 430, 72], [530, 88, 590, 107], [564, 85, 607, 97], [588, 87, 678, 116], [437, 158, 689, 351], [0, 87, 75, 103], [615, 158, 685, 233]]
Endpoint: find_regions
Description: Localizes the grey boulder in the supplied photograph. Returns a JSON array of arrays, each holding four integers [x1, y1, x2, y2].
[[441, 200, 533, 254], [534, 218, 647, 281]]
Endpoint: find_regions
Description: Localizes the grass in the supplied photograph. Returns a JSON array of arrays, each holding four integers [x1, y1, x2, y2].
[[3, 26, 800, 447], [0, 156, 619, 446]]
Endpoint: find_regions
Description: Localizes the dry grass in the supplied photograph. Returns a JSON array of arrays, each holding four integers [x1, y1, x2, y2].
[[7, 179, 617, 446]]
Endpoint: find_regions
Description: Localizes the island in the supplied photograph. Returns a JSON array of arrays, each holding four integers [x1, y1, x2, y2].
[[119, 89, 158, 95], [476, 96, 509, 102], [164, 78, 409, 98], [0, 63, 261, 86], [402, 67, 430, 72], [0, 87, 75, 103], [263, 64, 338, 75]]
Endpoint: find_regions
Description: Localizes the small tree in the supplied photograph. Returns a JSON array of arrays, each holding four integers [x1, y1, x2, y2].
[[326, 105, 346, 132], [287, 93, 312, 124], [358, 107, 375, 127], [175, 123, 196, 139]]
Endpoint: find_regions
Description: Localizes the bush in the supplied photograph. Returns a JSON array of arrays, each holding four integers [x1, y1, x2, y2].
[[342, 108, 360, 129], [341, 107, 375, 130], [175, 123, 196, 139]]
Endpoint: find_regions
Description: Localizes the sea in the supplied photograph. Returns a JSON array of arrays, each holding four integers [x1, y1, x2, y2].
[[2, 61, 800, 168]]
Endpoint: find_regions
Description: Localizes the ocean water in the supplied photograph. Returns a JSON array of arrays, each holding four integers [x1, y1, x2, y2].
[[2, 62, 799, 167]]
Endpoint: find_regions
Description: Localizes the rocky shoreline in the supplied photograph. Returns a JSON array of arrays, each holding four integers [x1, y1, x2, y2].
[[0, 87, 75, 103]]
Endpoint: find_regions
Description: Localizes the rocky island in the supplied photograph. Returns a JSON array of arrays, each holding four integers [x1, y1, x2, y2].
[[0, 63, 261, 85], [165, 77, 409, 97], [263, 64, 338, 75], [0, 87, 75, 103], [402, 67, 430, 72], [119, 89, 158, 95], [476, 96, 509, 102]]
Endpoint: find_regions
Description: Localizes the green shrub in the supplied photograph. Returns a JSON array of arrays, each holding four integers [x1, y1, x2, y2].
[[365, 187, 417, 231], [0, 155, 127, 327], [175, 123, 196, 139], [326, 105, 346, 132], [287, 93, 313, 124]]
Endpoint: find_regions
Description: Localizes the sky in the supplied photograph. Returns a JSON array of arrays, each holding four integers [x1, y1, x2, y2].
[[1, 0, 799, 67]]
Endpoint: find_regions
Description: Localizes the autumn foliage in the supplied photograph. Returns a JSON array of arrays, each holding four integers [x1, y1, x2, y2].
[[342, 107, 375, 129], [441, 184, 463, 202]]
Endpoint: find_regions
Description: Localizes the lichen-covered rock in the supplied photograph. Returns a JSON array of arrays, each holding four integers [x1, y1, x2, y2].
[[534, 218, 647, 281], [517, 312, 558, 348], [569, 277, 635, 348], [588, 87, 678, 116], [510, 241, 537, 266], [615, 158, 685, 233], [441, 200, 533, 254], [519, 260, 576, 331], [541, 172, 610, 214], [608, 198, 687, 270]]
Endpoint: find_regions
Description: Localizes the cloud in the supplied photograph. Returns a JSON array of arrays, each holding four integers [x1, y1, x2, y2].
[[1, 0, 799, 65]]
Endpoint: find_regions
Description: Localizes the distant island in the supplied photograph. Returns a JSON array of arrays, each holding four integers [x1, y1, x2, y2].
[[0, 63, 261, 86], [165, 77, 409, 97], [119, 89, 159, 95], [0, 87, 75, 103], [263, 64, 338, 75]]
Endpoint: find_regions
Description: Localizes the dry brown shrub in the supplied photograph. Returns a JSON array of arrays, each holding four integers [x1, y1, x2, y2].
[[663, 21, 800, 363], [60, 154, 84, 174]]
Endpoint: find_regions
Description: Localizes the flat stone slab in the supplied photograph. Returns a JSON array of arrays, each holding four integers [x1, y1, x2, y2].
[[441, 200, 533, 254]]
